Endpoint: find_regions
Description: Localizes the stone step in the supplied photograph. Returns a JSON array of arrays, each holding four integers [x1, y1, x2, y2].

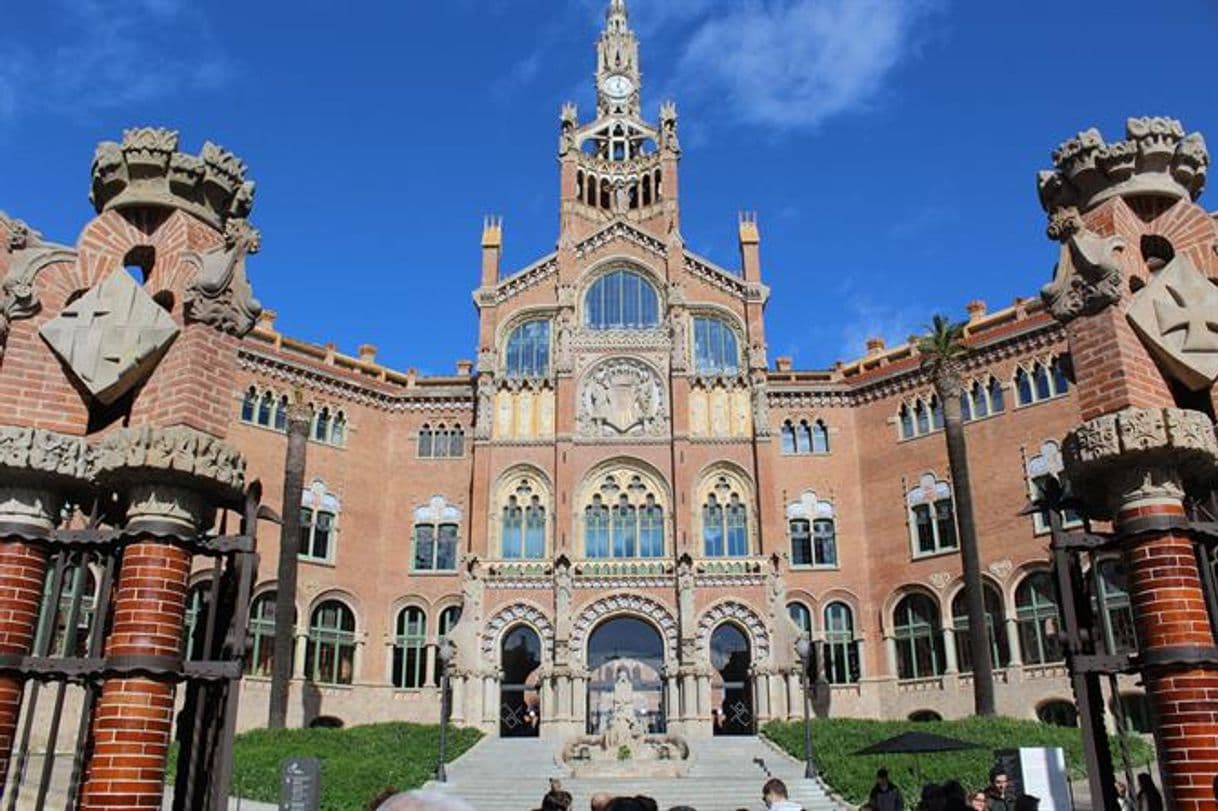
[[428, 736, 841, 811]]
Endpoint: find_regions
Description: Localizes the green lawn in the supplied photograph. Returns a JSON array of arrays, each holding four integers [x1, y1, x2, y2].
[[216, 722, 482, 811], [762, 717, 1153, 805]]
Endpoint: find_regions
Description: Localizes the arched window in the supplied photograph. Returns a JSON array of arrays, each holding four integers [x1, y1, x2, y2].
[[184, 582, 212, 662], [583, 472, 664, 559], [1096, 559, 1137, 656], [257, 391, 273, 427], [899, 404, 914, 439], [1015, 367, 1033, 406], [1026, 439, 1083, 533], [692, 316, 740, 376], [392, 606, 427, 689], [246, 591, 280, 677], [241, 387, 256, 422], [413, 496, 461, 571], [824, 602, 860, 684], [1033, 363, 1051, 401], [787, 491, 836, 568], [951, 583, 1009, 671], [1119, 693, 1153, 734], [418, 424, 433, 458], [305, 600, 356, 685], [959, 391, 972, 422], [907, 474, 957, 557], [1037, 700, 1078, 727], [702, 476, 748, 558], [330, 411, 347, 446], [988, 377, 1005, 412], [1050, 355, 1070, 395], [448, 426, 464, 457], [505, 320, 551, 379], [781, 420, 798, 453], [418, 424, 464, 459], [1015, 572, 1063, 665], [501, 479, 546, 560], [786, 602, 812, 638], [274, 395, 288, 431], [893, 593, 944, 679], [795, 420, 812, 453], [34, 563, 97, 658], [584, 269, 659, 330], [811, 420, 829, 453], [914, 401, 930, 435], [313, 406, 331, 441], [300, 480, 339, 563], [930, 395, 944, 430]]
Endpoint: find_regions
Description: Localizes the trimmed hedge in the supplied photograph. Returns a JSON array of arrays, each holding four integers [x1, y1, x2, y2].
[[762, 717, 1152, 805], [205, 722, 481, 811]]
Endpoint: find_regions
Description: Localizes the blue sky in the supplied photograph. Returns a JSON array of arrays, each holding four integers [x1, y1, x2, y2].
[[2, 0, 1216, 374]]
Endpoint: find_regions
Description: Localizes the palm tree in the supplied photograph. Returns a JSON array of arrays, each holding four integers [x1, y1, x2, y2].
[[918, 314, 996, 716]]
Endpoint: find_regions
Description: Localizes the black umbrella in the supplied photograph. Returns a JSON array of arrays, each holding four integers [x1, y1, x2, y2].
[[852, 730, 984, 786]]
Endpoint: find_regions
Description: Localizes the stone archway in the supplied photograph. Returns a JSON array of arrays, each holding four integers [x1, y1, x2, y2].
[[569, 593, 678, 667], [696, 600, 770, 664], [481, 602, 554, 662]]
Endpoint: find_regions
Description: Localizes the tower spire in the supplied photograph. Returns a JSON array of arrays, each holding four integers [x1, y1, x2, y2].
[[606, 0, 628, 33], [596, 0, 640, 118]]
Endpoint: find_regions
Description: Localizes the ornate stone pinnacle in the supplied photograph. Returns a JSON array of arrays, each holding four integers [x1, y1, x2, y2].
[[90, 127, 257, 232], [1038, 117, 1209, 221]]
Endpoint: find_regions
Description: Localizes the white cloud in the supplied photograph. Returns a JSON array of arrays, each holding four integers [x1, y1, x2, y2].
[[672, 0, 940, 130], [0, 0, 233, 124]]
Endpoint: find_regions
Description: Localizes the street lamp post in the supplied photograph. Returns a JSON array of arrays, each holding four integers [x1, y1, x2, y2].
[[436, 638, 455, 782], [795, 637, 817, 779]]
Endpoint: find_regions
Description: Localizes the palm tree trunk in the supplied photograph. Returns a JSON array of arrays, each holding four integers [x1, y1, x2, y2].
[[939, 379, 997, 716]]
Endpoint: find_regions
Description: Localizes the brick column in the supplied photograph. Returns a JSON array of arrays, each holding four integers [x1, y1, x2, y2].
[[78, 426, 243, 811], [78, 482, 205, 810], [0, 428, 87, 781], [1065, 408, 1218, 810]]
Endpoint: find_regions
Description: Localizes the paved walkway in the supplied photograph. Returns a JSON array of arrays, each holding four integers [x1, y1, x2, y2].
[[425, 735, 842, 811]]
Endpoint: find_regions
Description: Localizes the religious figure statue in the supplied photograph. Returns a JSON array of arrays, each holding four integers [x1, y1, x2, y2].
[[555, 309, 574, 373], [604, 667, 641, 749], [475, 376, 494, 439], [668, 309, 687, 371]]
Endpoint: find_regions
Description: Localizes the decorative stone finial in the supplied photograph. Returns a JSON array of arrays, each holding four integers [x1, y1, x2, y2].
[[90, 127, 256, 232], [1038, 117, 1209, 218], [482, 215, 503, 248], [738, 211, 759, 245], [966, 300, 987, 321]]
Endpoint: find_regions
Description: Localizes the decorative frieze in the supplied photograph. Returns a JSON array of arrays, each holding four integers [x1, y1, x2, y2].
[[682, 252, 747, 298], [492, 255, 559, 304], [90, 425, 246, 498], [481, 603, 554, 659], [575, 221, 667, 261], [569, 594, 679, 665]]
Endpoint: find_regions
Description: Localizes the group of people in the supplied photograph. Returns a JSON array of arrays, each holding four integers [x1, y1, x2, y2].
[[861, 766, 1165, 811], [523, 777, 801, 811]]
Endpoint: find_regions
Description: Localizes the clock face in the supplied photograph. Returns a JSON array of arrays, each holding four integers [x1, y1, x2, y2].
[[602, 74, 634, 101]]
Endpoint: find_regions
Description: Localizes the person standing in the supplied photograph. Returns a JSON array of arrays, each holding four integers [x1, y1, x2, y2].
[[984, 768, 1014, 811], [868, 768, 904, 811]]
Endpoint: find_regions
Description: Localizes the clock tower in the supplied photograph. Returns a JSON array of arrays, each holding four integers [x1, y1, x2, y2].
[[597, 0, 641, 119], [557, 0, 681, 237]]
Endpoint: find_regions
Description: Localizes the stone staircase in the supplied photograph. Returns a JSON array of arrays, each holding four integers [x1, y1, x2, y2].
[[427, 735, 840, 811]]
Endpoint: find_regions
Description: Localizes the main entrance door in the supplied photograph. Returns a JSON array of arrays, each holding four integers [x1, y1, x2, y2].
[[711, 623, 754, 735], [586, 616, 666, 734], [500, 624, 541, 737]]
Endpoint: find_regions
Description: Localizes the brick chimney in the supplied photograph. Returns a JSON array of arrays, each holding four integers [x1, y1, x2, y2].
[[775, 356, 792, 372], [966, 299, 987, 322], [481, 215, 503, 287], [358, 344, 377, 363]]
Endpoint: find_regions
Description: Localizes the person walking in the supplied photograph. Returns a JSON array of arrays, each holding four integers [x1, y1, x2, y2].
[[984, 768, 1014, 811], [1135, 773, 1163, 811], [969, 790, 988, 810], [762, 778, 802, 811], [868, 768, 904, 811]]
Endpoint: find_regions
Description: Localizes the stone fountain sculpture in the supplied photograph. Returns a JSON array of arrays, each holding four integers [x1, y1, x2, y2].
[[561, 668, 690, 777]]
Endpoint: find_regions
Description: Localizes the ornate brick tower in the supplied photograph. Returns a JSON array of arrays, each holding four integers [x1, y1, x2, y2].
[[0, 128, 261, 808], [1038, 117, 1218, 809]]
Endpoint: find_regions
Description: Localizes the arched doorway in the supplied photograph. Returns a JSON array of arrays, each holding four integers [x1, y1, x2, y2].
[[500, 624, 541, 737], [586, 616, 666, 734], [711, 623, 754, 735]]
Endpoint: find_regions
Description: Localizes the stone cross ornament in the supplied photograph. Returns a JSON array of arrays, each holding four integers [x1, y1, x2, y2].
[[40, 269, 179, 404], [1126, 253, 1218, 390]]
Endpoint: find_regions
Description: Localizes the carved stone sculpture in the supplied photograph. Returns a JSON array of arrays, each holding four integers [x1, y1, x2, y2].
[[474, 376, 495, 439], [1040, 209, 1126, 323], [559, 103, 578, 157], [750, 375, 771, 437], [555, 309, 575, 373], [40, 269, 180, 405], [660, 101, 680, 155], [1126, 254, 1218, 390], [0, 213, 76, 358], [577, 358, 668, 437], [183, 217, 263, 337], [667, 308, 687, 372]]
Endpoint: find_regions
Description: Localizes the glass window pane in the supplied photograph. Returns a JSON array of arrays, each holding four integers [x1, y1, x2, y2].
[[781, 422, 797, 453], [1034, 364, 1052, 400], [414, 525, 436, 570], [914, 505, 935, 553], [419, 428, 432, 458], [639, 504, 663, 557], [790, 520, 811, 566], [437, 524, 458, 570], [935, 500, 957, 549], [586, 503, 610, 558], [813, 519, 837, 566], [612, 502, 637, 558], [726, 501, 747, 557], [524, 504, 545, 559], [703, 500, 724, 557]]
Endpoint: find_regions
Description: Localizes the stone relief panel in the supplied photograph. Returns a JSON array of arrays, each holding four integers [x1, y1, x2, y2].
[[577, 357, 668, 438], [688, 380, 752, 439], [493, 383, 556, 440], [1126, 254, 1218, 390], [40, 270, 179, 405]]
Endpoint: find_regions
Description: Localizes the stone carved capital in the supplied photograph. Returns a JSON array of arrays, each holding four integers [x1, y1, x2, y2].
[[1063, 407, 1218, 516], [0, 425, 91, 530], [89, 426, 246, 503]]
